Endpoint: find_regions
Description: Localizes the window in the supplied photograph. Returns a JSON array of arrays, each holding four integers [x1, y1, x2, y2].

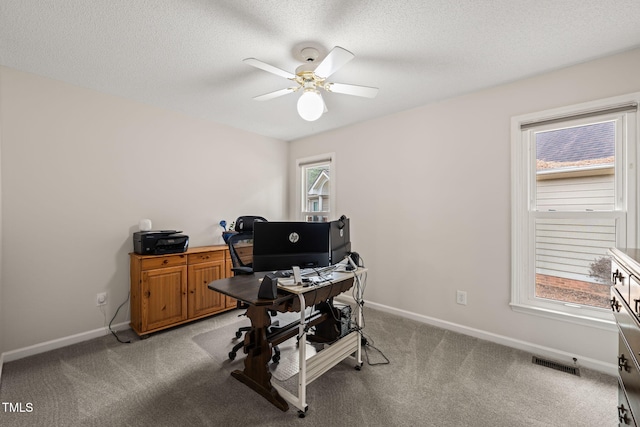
[[511, 94, 638, 327], [297, 154, 335, 222]]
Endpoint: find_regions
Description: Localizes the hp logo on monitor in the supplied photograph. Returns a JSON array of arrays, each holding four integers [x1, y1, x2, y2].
[[289, 232, 300, 243]]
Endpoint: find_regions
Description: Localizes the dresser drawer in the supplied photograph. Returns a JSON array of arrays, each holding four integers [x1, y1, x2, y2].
[[614, 258, 632, 304], [619, 378, 637, 426], [619, 332, 640, 423], [141, 254, 187, 270], [629, 275, 640, 319], [613, 288, 640, 365], [188, 251, 224, 265]]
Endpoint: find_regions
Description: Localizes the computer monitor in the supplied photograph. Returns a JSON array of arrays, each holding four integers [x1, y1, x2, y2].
[[252, 221, 330, 272], [330, 215, 351, 264]]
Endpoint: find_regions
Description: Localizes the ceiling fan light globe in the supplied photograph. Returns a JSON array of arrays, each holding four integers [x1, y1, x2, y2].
[[297, 90, 324, 121]]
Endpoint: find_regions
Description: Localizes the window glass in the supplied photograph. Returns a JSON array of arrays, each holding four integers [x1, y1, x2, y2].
[[511, 96, 637, 326], [535, 121, 615, 212], [301, 161, 330, 222], [534, 217, 614, 308], [533, 121, 617, 309]]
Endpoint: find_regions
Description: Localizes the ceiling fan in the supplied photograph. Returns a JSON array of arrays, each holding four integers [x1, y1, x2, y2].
[[243, 46, 379, 121]]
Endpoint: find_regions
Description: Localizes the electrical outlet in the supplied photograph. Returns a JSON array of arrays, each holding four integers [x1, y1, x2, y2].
[[96, 292, 107, 306], [456, 290, 467, 305]]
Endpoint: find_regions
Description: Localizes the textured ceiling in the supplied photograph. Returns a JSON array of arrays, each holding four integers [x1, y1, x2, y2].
[[2, 0, 640, 141]]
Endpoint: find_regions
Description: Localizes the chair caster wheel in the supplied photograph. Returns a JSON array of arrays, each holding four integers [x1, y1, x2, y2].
[[298, 409, 307, 418], [228, 352, 236, 360], [235, 331, 242, 339], [272, 355, 280, 363]]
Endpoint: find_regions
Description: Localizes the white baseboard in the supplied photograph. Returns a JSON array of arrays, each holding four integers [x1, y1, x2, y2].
[[1, 300, 619, 377], [1, 321, 130, 363], [337, 296, 617, 376]]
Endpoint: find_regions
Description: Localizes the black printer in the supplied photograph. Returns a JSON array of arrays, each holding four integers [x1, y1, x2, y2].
[[133, 230, 189, 255]]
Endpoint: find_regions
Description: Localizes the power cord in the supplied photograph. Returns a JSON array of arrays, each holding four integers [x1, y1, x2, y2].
[[360, 330, 389, 366], [109, 292, 131, 344], [350, 254, 389, 366]]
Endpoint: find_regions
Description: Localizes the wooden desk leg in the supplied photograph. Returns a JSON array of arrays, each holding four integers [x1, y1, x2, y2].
[[231, 305, 289, 412]]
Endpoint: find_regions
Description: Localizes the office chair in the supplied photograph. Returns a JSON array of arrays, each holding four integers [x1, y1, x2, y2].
[[226, 216, 280, 363]]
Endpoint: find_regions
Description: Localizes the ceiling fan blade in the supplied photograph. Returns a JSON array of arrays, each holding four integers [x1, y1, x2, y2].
[[313, 46, 355, 79], [253, 87, 297, 101], [325, 82, 379, 98], [243, 58, 295, 79]]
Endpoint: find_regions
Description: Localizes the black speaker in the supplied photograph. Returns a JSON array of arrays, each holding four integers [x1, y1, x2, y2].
[[347, 251, 360, 270], [258, 273, 278, 299]]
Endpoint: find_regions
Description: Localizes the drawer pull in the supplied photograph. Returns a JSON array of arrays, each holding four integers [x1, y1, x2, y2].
[[163, 259, 169, 265], [145, 291, 151, 298], [618, 404, 631, 424], [635, 299, 640, 315], [618, 354, 631, 372], [613, 269, 625, 285], [611, 297, 621, 312]]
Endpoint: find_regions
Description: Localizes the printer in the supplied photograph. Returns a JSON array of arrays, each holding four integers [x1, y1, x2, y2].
[[133, 230, 189, 255]]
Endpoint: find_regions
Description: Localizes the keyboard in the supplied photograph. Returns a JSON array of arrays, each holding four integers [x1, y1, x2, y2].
[[301, 265, 337, 277]]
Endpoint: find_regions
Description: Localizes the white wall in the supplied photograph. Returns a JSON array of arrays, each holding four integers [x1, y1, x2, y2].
[[0, 66, 288, 352], [3, 48, 640, 369], [288, 48, 640, 368]]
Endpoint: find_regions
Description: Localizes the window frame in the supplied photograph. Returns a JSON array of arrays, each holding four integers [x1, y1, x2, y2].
[[295, 152, 336, 222], [511, 93, 639, 330]]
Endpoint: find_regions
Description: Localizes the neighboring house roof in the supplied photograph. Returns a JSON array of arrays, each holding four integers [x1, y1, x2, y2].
[[308, 169, 329, 196], [536, 121, 614, 164]]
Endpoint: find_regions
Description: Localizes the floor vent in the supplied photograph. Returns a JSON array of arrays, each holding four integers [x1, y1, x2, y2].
[[532, 356, 580, 376]]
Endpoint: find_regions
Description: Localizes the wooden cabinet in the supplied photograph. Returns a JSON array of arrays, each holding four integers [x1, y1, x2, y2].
[[187, 251, 226, 318], [130, 245, 235, 336], [610, 248, 640, 426], [142, 263, 188, 331]]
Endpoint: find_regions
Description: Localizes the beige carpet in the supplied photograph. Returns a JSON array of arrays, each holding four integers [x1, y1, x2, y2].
[[0, 306, 617, 426]]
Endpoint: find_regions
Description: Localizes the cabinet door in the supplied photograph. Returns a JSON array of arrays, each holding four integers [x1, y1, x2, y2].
[[188, 258, 226, 318], [141, 265, 187, 332], [224, 250, 237, 308]]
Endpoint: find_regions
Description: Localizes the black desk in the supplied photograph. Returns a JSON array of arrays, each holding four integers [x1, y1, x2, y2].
[[208, 270, 364, 414]]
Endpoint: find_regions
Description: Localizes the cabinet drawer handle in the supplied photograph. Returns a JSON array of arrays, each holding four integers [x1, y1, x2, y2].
[[145, 291, 151, 298], [635, 299, 640, 315], [618, 404, 630, 424], [618, 354, 631, 372], [613, 269, 624, 285], [611, 297, 621, 312], [162, 259, 169, 265]]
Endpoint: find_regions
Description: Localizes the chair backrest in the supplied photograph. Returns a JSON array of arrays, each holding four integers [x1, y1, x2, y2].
[[227, 216, 267, 275], [234, 216, 267, 232]]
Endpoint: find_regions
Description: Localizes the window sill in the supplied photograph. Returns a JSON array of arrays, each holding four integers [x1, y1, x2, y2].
[[510, 302, 616, 332]]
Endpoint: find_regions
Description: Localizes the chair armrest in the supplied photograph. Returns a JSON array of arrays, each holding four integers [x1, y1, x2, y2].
[[232, 266, 254, 275]]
